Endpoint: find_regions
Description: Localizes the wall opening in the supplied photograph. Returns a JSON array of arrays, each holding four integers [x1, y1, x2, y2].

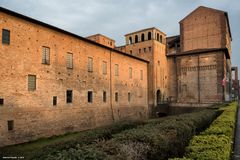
[[141, 33, 145, 41], [135, 35, 138, 43], [148, 32, 152, 40], [66, 90, 73, 103], [88, 91, 93, 103], [115, 92, 118, 102], [0, 98, 4, 105], [129, 37, 132, 44], [7, 120, 14, 131], [53, 96, 57, 106], [103, 91, 107, 102], [157, 90, 161, 105]]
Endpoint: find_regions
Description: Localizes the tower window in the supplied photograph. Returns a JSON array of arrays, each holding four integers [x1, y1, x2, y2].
[[2, 29, 10, 44], [88, 91, 93, 103], [7, 120, 14, 131], [160, 35, 163, 43], [129, 37, 132, 44], [139, 49, 141, 53], [141, 33, 145, 41], [130, 50, 132, 54], [157, 33, 160, 41], [148, 32, 152, 40], [135, 35, 138, 43], [66, 90, 72, 103]]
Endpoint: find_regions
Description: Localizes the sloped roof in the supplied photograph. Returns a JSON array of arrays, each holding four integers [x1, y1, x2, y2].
[[0, 7, 148, 63]]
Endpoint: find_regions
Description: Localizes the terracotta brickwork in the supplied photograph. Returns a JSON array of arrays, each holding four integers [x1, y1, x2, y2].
[[0, 10, 148, 146], [0, 6, 233, 146], [167, 6, 232, 104]]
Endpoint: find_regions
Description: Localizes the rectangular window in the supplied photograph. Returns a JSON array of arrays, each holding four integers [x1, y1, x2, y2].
[[2, 29, 10, 44], [88, 91, 93, 103], [0, 98, 4, 105], [129, 67, 132, 79], [28, 75, 36, 91], [66, 90, 72, 103], [7, 120, 14, 131], [102, 61, 107, 75], [140, 70, 143, 80], [115, 64, 119, 76], [53, 96, 57, 106], [139, 49, 141, 53], [115, 92, 118, 102], [42, 46, 50, 64], [128, 92, 131, 102], [130, 50, 132, 54], [88, 57, 93, 72], [103, 91, 107, 102], [149, 47, 152, 52], [67, 53, 73, 69]]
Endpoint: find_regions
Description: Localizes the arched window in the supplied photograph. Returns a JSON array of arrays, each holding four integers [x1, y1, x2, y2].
[[141, 33, 145, 41], [148, 32, 152, 40], [157, 33, 160, 41], [135, 35, 138, 43], [129, 37, 132, 44], [160, 35, 163, 43]]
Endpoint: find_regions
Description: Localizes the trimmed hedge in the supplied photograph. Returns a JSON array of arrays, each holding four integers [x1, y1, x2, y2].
[[0, 120, 145, 160], [176, 102, 238, 160], [38, 109, 219, 160]]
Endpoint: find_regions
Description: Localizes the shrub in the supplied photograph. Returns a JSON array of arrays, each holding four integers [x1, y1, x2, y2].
[[40, 109, 218, 160], [183, 102, 237, 160]]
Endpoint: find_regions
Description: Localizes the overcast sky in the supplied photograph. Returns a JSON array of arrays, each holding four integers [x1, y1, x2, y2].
[[1, 0, 239, 77]]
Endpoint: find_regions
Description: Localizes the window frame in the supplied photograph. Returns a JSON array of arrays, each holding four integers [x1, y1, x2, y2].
[[115, 92, 118, 102], [66, 90, 73, 103], [129, 67, 132, 79], [115, 64, 119, 76], [102, 61, 107, 75], [67, 52, 73, 69], [2, 29, 10, 45], [88, 91, 93, 103], [28, 75, 36, 91], [42, 46, 50, 65], [88, 57, 93, 72], [7, 120, 14, 131]]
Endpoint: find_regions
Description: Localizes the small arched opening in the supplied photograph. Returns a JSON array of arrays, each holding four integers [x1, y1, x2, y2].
[[148, 32, 152, 40], [157, 33, 160, 41], [141, 33, 145, 41], [129, 37, 132, 44], [156, 90, 161, 105], [160, 35, 163, 43], [135, 35, 138, 43]]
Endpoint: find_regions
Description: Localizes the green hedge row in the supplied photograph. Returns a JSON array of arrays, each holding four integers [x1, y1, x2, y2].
[[38, 109, 219, 160], [172, 102, 237, 160], [0, 120, 145, 159]]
